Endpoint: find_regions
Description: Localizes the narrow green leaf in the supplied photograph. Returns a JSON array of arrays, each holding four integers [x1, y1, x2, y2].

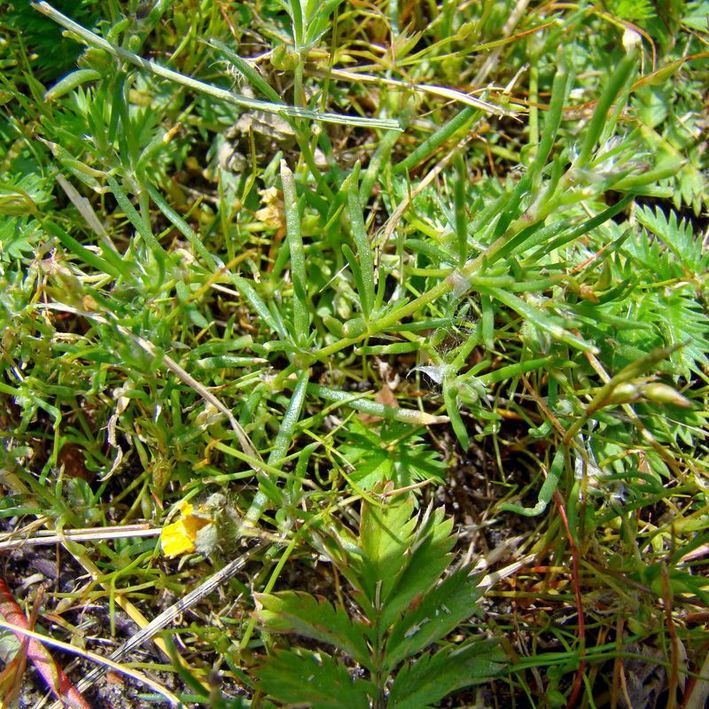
[[576, 51, 638, 166], [454, 154, 468, 266], [499, 446, 566, 516], [526, 195, 634, 263], [106, 175, 167, 267], [484, 286, 597, 353], [243, 369, 310, 527], [346, 166, 375, 320], [489, 219, 569, 266], [530, 51, 573, 181], [280, 160, 310, 345], [144, 182, 217, 266], [54, 175, 131, 279], [42, 220, 123, 279], [255, 591, 371, 667], [443, 380, 470, 450], [287, 0, 305, 48], [477, 357, 552, 385], [612, 160, 683, 190], [394, 106, 481, 174], [355, 342, 421, 355], [230, 275, 286, 338], [268, 369, 309, 465], [306, 383, 449, 425], [360, 126, 403, 203], [481, 293, 495, 349], [342, 243, 366, 311], [44, 68, 101, 101]]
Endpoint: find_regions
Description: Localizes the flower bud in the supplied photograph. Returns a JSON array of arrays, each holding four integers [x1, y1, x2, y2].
[[643, 382, 692, 408]]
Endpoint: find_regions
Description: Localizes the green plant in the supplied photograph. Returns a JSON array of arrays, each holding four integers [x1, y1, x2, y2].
[[339, 420, 447, 490], [254, 492, 505, 708], [1, 0, 707, 706]]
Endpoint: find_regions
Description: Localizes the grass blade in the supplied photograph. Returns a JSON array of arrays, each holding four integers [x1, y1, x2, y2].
[[31, 1, 401, 130], [576, 51, 638, 166], [346, 166, 375, 320], [280, 160, 310, 346]]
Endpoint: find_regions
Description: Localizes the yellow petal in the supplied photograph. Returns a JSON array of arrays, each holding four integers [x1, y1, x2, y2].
[[161, 502, 212, 558], [161, 519, 197, 558]]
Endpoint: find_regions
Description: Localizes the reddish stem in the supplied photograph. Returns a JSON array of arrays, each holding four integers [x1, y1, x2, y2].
[[552, 492, 586, 709], [0, 577, 90, 709]]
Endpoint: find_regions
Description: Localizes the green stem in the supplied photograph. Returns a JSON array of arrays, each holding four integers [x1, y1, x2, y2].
[[31, 1, 401, 130]]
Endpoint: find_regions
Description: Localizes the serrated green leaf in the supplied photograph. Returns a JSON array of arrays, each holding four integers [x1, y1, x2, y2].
[[635, 205, 708, 273], [255, 591, 371, 667], [256, 648, 373, 709], [358, 494, 418, 605], [380, 506, 456, 629], [384, 568, 484, 670], [341, 420, 447, 490], [387, 640, 506, 708]]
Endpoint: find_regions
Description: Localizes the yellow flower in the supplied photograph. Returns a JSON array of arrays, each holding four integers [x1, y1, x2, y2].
[[160, 502, 211, 558]]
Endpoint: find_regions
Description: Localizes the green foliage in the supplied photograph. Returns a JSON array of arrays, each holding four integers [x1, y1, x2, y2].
[[256, 648, 374, 709], [339, 420, 447, 489], [1, 0, 706, 706], [586, 206, 709, 378], [255, 494, 505, 707], [606, 0, 656, 23], [3, 0, 100, 80]]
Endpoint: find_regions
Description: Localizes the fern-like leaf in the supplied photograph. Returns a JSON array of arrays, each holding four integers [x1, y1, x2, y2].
[[635, 205, 709, 275], [383, 567, 485, 671], [255, 494, 503, 706], [387, 639, 507, 707], [341, 420, 447, 489], [378, 504, 457, 629], [255, 591, 371, 668], [256, 648, 374, 709]]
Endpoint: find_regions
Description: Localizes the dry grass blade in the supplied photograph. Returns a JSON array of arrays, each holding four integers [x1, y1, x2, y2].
[[0, 525, 160, 552], [326, 68, 518, 117], [64, 540, 268, 701], [0, 619, 181, 706], [0, 580, 89, 709]]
